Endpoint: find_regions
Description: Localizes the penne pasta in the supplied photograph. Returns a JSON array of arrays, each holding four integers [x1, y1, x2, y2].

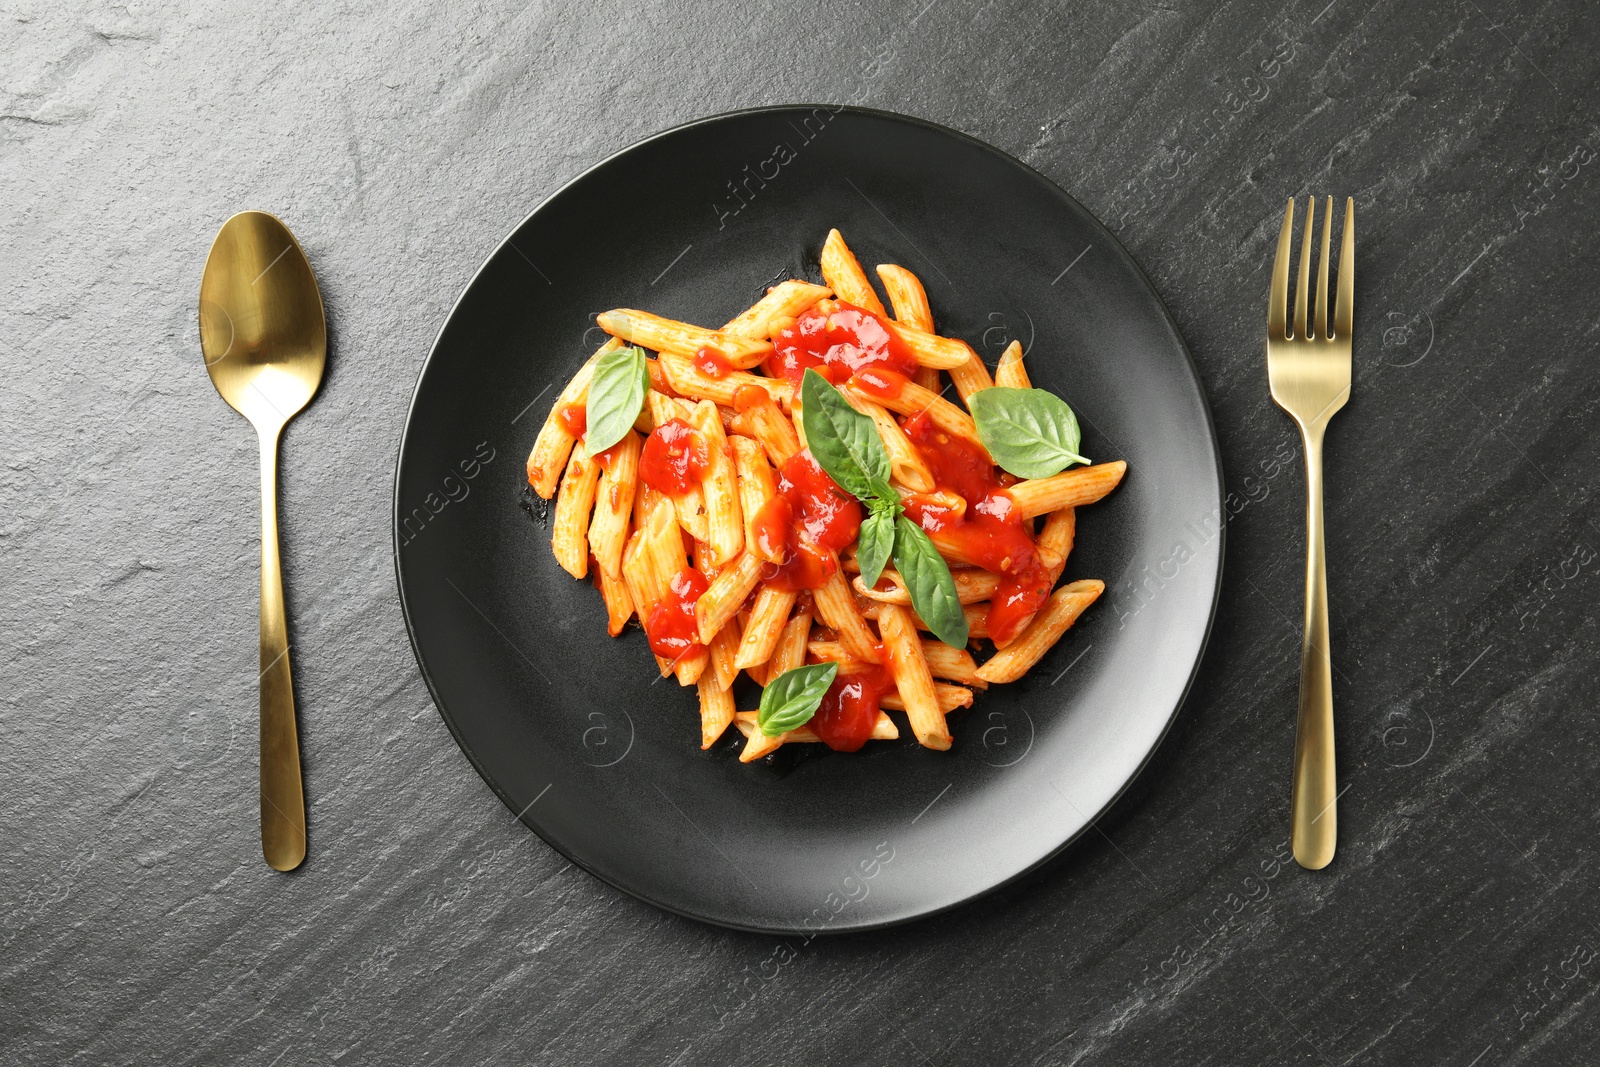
[[723, 281, 833, 339], [814, 566, 883, 664], [694, 549, 764, 645], [596, 308, 772, 367], [731, 387, 801, 467], [734, 712, 899, 745], [878, 605, 950, 750], [882, 682, 974, 714], [854, 567, 1000, 606], [844, 392, 935, 493], [658, 351, 792, 408], [698, 675, 736, 749], [631, 504, 708, 685], [769, 604, 813, 675], [588, 430, 641, 578], [709, 613, 743, 692], [551, 450, 600, 579], [882, 320, 977, 371], [526, 336, 622, 498], [841, 378, 981, 447], [878, 263, 942, 393], [688, 400, 743, 564], [991, 507, 1077, 649], [597, 567, 634, 637], [875, 264, 933, 331], [1037, 507, 1076, 571], [621, 528, 673, 677], [733, 586, 797, 670], [926, 530, 1063, 575], [919, 639, 987, 688], [946, 346, 995, 406], [644, 355, 677, 398], [993, 339, 1031, 389], [1007, 461, 1127, 519], [632, 483, 671, 538], [729, 435, 780, 562], [860, 599, 991, 641], [820, 229, 887, 317], [975, 580, 1104, 684], [642, 499, 688, 587], [739, 607, 814, 761], [646, 390, 695, 425], [805, 639, 876, 674], [675, 651, 708, 687]]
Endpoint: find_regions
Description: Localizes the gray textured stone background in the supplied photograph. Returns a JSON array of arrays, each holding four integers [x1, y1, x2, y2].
[[4, 0, 1598, 1063]]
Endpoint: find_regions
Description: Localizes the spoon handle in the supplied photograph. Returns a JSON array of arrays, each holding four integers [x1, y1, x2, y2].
[[258, 427, 307, 871]]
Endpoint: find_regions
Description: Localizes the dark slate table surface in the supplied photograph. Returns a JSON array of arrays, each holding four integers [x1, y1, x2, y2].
[[5, 1, 1599, 1063]]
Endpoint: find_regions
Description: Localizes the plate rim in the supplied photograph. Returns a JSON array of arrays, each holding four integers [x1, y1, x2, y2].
[[392, 103, 1226, 934]]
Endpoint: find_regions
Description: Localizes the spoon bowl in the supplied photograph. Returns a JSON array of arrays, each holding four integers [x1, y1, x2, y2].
[[200, 212, 325, 429], [199, 210, 326, 871]]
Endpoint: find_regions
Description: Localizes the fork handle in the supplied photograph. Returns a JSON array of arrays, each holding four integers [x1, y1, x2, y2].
[[1290, 424, 1337, 869], [259, 426, 307, 871]]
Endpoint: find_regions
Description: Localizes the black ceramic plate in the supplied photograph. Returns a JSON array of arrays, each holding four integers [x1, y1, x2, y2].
[[395, 106, 1222, 933]]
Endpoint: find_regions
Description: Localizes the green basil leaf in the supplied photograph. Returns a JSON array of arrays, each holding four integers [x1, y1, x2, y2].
[[968, 386, 1090, 479], [865, 472, 901, 507], [868, 492, 903, 519], [757, 661, 839, 737], [893, 515, 968, 647], [800, 369, 891, 501], [855, 507, 896, 592], [581, 345, 649, 457]]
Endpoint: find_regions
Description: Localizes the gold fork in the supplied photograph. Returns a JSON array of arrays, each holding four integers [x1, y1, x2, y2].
[[1267, 196, 1354, 870]]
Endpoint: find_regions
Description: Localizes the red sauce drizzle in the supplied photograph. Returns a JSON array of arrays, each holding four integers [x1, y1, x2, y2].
[[693, 346, 734, 379], [639, 418, 708, 496], [768, 303, 919, 386], [644, 568, 709, 664], [903, 413, 1050, 644], [810, 662, 895, 751], [556, 403, 586, 436]]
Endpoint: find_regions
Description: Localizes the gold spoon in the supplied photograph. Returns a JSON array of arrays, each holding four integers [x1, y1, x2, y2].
[[198, 211, 326, 871]]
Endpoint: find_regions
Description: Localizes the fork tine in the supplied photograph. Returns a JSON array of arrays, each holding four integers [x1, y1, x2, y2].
[[1294, 196, 1313, 339], [1269, 198, 1293, 339], [1314, 196, 1333, 338], [1335, 197, 1354, 339]]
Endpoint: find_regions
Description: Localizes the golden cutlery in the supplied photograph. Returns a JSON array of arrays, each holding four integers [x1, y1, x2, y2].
[[1267, 196, 1354, 870], [198, 211, 326, 871]]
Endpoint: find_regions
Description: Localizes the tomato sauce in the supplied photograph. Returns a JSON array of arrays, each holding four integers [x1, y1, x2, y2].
[[757, 526, 837, 591], [853, 366, 909, 401], [902, 413, 1050, 644], [644, 568, 709, 664], [732, 384, 769, 412], [752, 450, 862, 591], [693, 346, 734, 379], [777, 451, 861, 551], [768, 303, 919, 386], [639, 418, 709, 496], [556, 403, 586, 436], [810, 663, 895, 751]]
